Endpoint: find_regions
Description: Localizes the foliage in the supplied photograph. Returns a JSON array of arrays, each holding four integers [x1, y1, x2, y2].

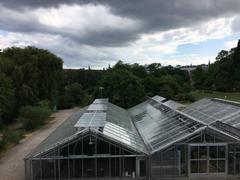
[[175, 93, 196, 102], [65, 83, 86, 105], [63, 69, 104, 93], [192, 40, 240, 92], [58, 94, 75, 109], [192, 66, 206, 89], [0, 46, 63, 116], [18, 105, 52, 130], [100, 66, 146, 108], [192, 90, 240, 102], [0, 73, 15, 122], [0, 129, 24, 150]]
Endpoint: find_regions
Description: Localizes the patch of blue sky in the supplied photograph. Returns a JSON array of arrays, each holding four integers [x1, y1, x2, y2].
[[176, 39, 225, 57], [176, 35, 240, 56], [0, 30, 8, 36]]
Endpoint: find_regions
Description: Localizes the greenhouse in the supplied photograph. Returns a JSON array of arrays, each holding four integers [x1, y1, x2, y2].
[[25, 96, 240, 179]]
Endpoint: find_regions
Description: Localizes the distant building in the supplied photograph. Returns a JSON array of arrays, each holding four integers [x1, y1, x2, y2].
[[25, 96, 240, 179], [180, 64, 209, 72]]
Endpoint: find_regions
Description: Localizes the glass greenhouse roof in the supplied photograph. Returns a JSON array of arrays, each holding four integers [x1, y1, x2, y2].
[[74, 112, 106, 128], [184, 98, 240, 125], [103, 122, 147, 153], [93, 98, 109, 104], [88, 103, 108, 111], [27, 97, 240, 158], [163, 100, 185, 110], [151, 95, 166, 103], [129, 99, 204, 153]]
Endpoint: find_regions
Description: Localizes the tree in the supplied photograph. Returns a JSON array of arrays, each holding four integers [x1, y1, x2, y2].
[[100, 67, 146, 108], [65, 83, 86, 105], [18, 85, 36, 106], [0, 73, 15, 122], [147, 63, 161, 73], [216, 50, 228, 61], [192, 66, 206, 89]]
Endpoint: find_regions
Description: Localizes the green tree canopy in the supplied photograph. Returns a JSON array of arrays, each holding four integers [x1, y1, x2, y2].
[[0, 73, 15, 122], [100, 67, 146, 108]]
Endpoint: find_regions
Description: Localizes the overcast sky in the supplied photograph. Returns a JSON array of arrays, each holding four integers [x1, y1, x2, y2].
[[0, 0, 240, 68]]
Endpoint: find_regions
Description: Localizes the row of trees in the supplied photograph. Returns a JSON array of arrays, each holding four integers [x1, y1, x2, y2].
[[192, 40, 240, 92], [96, 61, 192, 108], [0, 47, 89, 127], [2, 41, 239, 127]]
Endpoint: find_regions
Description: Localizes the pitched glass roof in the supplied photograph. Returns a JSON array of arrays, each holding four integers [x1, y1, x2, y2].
[[129, 98, 204, 153], [93, 98, 108, 104], [87, 103, 108, 111], [104, 102, 148, 154], [27, 97, 240, 158], [163, 100, 185, 110], [74, 112, 106, 128], [27, 99, 148, 157], [151, 95, 166, 103], [184, 98, 240, 125]]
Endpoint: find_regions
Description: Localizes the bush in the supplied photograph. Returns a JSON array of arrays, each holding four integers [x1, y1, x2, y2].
[[184, 93, 196, 102], [0, 129, 24, 150], [175, 93, 196, 102], [18, 105, 52, 130], [57, 95, 74, 109]]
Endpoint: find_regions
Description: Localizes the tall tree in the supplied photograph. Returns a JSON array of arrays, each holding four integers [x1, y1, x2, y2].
[[100, 67, 146, 108]]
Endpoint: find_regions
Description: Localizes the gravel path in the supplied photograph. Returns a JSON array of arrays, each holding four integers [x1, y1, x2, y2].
[[0, 108, 79, 180]]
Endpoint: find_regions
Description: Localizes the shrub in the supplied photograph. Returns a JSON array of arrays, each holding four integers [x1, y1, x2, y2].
[[4, 129, 24, 144], [57, 95, 74, 109], [175, 93, 196, 102], [184, 93, 196, 102], [0, 129, 24, 150], [18, 105, 52, 130]]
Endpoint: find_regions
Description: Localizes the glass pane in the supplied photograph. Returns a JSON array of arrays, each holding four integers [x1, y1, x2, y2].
[[209, 146, 217, 159], [191, 146, 198, 159], [32, 160, 41, 179], [41, 159, 55, 179], [60, 159, 69, 178], [191, 160, 198, 173], [218, 160, 225, 173], [236, 145, 240, 152], [140, 160, 146, 177], [97, 158, 109, 177], [199, 146, 207, 159], [199, 160, 207, 173], [83, 159, 95, 177], [209, 160, 218, 173], [218, 146, 226, 158], [228, 153, 234, 175]]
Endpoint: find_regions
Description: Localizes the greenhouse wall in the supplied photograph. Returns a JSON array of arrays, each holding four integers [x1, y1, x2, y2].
[[25, 133, 148, 180]]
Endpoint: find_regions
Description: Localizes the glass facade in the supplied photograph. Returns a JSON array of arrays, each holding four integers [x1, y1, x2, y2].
[[25, 97, 240, 179], [26, 133, 143, 180]]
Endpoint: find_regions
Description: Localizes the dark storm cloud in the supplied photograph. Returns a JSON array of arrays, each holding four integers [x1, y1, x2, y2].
[[104, 0, 240, 31], [0, 0, 240, 47]]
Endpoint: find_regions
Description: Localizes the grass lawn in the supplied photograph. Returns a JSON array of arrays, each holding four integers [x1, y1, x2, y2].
[[192, 90, 240, 103]]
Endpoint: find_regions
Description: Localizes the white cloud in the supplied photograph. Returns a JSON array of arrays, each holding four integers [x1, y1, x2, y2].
[[225, 40, 239, 50], [0, 11, 236, 68], [35, 4, 140, 34]]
